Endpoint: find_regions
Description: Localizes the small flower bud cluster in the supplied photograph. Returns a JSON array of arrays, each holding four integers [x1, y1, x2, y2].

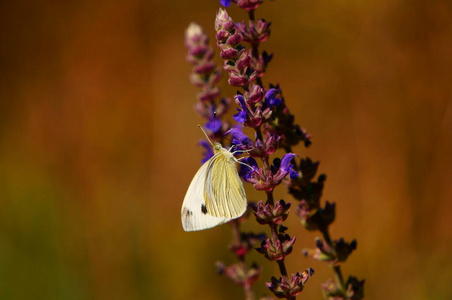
[[227, 127, 280, 157], [322, 277, 365, 300], [286, 157, 334, 230], [265, 269, 314, 299], [186, 23, 222, 103], [232, 86, 289, 130], [303, 238, 357, 266], [254, 199, 290, 225], [240, 154, 298, 192], [254, 200, 295, 261], [185, 22, 231, 161], [221, 0, 264, 11], [256, 234, 296, 261], [229, 231, 266, 258], [297, 200, 336, 231], [215, 9, 258, 87], [216, 211, 266, 298], [285, 156, 364, 296], [236, 19, 271, 44], [236, 20, 272, 77], [216, 261, 262, 288], [264, 84, 312, 150]]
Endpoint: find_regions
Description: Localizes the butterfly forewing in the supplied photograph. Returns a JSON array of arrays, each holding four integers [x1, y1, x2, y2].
[[181, 159, 228, 231], [204, 148, 247, 218]]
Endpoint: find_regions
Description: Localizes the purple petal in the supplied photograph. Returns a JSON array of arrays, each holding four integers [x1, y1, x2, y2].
[[267, 98, 282, 107], [199, 140, 214, 164], [265, 88, 282, 107], [220, 0, 231, 7], [265, 88, 279, 100], [226, 127, 253, 148], [239, 157, 258, 181], [233, 109, 247, 123], [243, 157, 258, 169], [289, 169, 299, 179], [236, 94, 247, 109], [280, 153, 297, 172], [205, 119, 222, 133]]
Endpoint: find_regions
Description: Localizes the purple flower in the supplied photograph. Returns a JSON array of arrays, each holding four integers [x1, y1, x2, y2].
[[226, 127, 254, 150], [239, 157, 258, 182], [241, 153, 299, 191], [233, 94, 248, 122], [220, 0, 232, 7], [280, 153, 298, 178], [265, 88, 282, 107], [270, 153, 299, 183], [205, 118, 222, 133], [199, 140, 214, 163]]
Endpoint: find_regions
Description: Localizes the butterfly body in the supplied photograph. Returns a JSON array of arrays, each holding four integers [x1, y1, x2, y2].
[[181, 142, 247, 232]]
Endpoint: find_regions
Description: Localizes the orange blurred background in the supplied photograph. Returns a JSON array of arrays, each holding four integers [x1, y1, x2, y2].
[[1, 0, 451, 299]]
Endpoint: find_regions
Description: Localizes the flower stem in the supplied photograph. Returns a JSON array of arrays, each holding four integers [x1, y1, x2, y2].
[[254, 126, 264, 142], [230, 220, 256, 300], [320, 226, 345, 289], [266, 191, 294, 299]]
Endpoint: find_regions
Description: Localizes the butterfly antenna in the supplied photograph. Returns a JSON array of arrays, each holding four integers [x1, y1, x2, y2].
[[198, 124, 214, 146]]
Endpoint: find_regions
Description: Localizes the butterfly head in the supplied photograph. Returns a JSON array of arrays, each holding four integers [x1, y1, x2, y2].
[[213, 142, 222, 151]]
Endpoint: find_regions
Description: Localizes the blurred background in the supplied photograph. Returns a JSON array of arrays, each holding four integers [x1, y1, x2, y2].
[[1, 0, 451, 299]]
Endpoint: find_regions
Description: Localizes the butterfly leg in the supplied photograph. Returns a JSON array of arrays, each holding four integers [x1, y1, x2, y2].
[[234, 158, 255, 170], [232, 148, 253, 155]]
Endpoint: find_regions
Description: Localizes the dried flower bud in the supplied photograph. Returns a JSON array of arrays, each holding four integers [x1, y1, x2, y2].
[[322, 276, 365, 300], [335, 238, 357, 264], [265, 269, 314, 298], [236, 50, 252, 70], [197, 87, 221, 102], [227, 32, 242, 46], [220, 47, 239, 60], [215, 8, 235, 33], [229, 231, 266, 258], [236, 0, 264, 11], [245, 84, 264, 103], [237, 19, 271, 43], [303, 238, 357, 266], [216, 261, 263, 288], [297, 200, 336, 231], [253, 200, 291, 225], [256, 234, 296, 261], [252, 133, 281, 157], [228, 72, 250, 87], [289, 168, 325, 204]]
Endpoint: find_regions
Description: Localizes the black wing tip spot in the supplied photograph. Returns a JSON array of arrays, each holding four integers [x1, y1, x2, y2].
[[183, 208, 193, 216], [201, 204, 208, 214]]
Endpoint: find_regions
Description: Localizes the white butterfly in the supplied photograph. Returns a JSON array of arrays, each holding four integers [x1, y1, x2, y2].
[[181, 128, 248, 232]]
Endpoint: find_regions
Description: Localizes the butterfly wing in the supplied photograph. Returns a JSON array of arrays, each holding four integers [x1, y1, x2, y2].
[[181, 157, 229, 231], [204, 148, 247, 218]]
